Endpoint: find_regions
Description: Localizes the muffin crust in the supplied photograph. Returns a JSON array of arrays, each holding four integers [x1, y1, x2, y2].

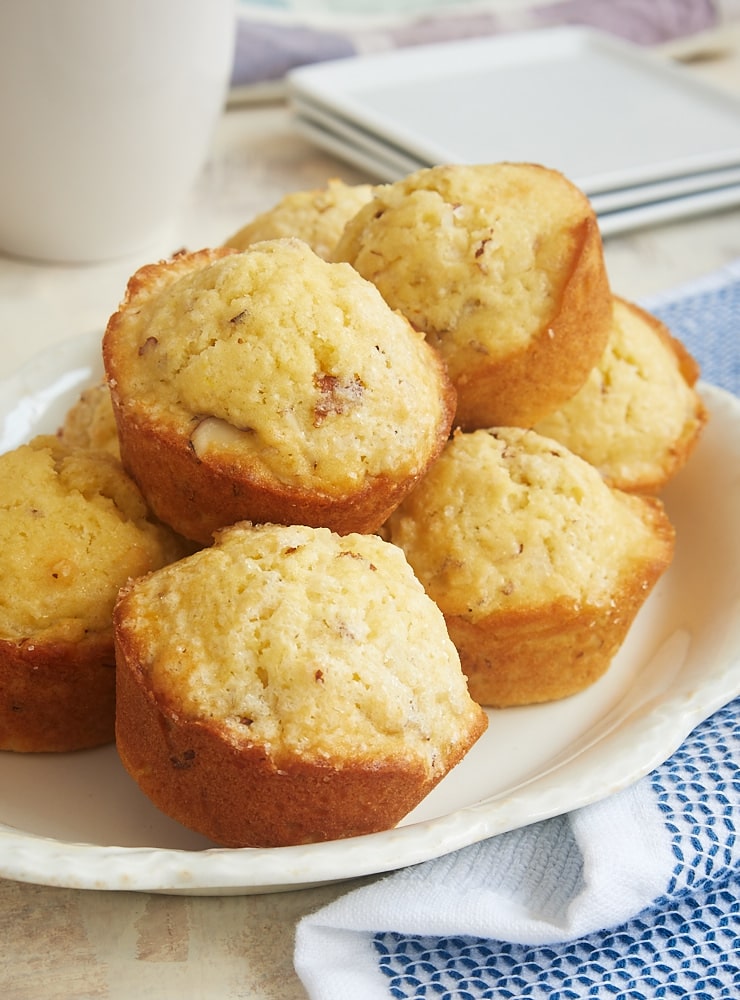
[[386, 427, 676, 706], [334, 162, 612, 428], [114, 522, 487, 846], [103, 241, 456, 543], [534, 297, 707, 492], [0, 435, 188, 751]]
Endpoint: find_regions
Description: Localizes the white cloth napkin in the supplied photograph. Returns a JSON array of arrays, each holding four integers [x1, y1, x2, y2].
[[294, 263, 740, 1000], [295, 700, 739, 998]]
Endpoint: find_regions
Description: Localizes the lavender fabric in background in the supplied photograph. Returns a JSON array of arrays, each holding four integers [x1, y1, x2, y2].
[[232, 21, 353, 86], [231, 0, 720, 87]]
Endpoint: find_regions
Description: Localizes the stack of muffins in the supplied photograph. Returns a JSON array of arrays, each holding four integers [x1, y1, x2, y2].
[[0, 162, 706, 848]]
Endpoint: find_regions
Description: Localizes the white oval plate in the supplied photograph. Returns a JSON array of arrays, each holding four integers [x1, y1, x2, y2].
[[1, 332, 738, 896]]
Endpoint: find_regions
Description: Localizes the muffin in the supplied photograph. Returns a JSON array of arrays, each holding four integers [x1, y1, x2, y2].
[[0, 436, 189, 752], [114, 521, 487, 847], [103, 241, 456, 545], [223, 178, 375, 260], [534, 296, 708, 493], [385, 427, 675, 707], [333, 162, 612, 429], [58, 381, 120, 458]]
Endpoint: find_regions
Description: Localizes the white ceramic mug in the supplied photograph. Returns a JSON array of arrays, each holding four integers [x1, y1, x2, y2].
[[0, 0, 235, 263]]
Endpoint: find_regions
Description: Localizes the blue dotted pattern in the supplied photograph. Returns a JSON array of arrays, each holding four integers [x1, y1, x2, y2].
[[650, 699, 738, 898], [369, 276, 740, 997], [650, 280, 740, 396], [373, 700, 740, 999]]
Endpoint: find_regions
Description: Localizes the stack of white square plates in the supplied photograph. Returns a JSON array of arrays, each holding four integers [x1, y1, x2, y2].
[[286, 27, 740, 235]]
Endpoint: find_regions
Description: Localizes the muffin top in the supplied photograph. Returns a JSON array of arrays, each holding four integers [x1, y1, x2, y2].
[[333, 162, 598, 381], [58, 382, 120, 457], [0, 436, 186, 642], [385, 427, 675, 620], [534, 297, 707, 491], [104, 240, 454, 495], [223, 178, 375, 260], [115, 522, 484, 770]]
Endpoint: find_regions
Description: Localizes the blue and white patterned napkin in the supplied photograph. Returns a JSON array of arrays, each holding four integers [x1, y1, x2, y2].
[[294, 261, 740, 1000]]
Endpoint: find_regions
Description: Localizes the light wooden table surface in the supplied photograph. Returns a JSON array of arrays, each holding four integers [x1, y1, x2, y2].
[[1, 28, 740, 1000]]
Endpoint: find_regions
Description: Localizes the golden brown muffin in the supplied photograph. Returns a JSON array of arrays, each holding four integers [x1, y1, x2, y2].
[[103, 241, 456, 545], [114, 521, 487, 847], [0, 436, 190, 752], [534, 296, 708, 493], [58, 381, 120, 458], [385, 427, 675, 707], [223, 178, 375, 260], [333, 162, 612, 429]]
